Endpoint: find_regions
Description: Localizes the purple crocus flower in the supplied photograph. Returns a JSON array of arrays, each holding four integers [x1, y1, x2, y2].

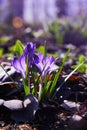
[[12, 42, 37, 78], [24, 42, 35, 55], [23, 42, 37, 66], [35, 53, 58, 79], [12, 54, 26, 78]]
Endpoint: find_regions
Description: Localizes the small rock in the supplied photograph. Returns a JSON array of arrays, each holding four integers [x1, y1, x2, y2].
[[3, 99, 23, 110], [61, 100, 80, 111], [0, 99, 4, 106], [23, 98, 31, 108], [11, 94, 39, 122]]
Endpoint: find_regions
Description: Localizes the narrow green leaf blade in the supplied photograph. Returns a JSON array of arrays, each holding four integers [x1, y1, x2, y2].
[[40, 81, 51, 101], [52, 62, 84, 99], [15, 40, 24, 57], [50, 47, 71, 97]]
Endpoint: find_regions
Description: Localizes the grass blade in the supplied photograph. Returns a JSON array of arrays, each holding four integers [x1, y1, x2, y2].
[[50, 47, 71, 97], [40, 80, 52, 101], [52, 62, 84, 99], [23, 56, 30, 96], [44, 40, 47, 57]]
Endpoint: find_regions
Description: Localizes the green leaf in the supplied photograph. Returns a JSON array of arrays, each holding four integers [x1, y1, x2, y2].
[[9, 45, 16, 53], [25, 56, 30, 95], [37, 45, 46, 56], [79, 55, 86, 63], [15, 40, 24, 57], [52, 62, 84, 99], [0, 36, 9, 43], [23, 78, 30, 96], [50, 47, 71, 97], [22, 56, 30, 96], [44, 40, 47, 57], [9, 40, 24, 57], [71, 55, 86, 73], [72, 64, 87, 73], [0, 49, 4, 58], [40, 81, 51, 101]]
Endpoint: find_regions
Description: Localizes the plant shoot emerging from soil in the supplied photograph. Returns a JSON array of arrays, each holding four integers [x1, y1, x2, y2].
[[11, 41, 83, 102], [12, 41, 59, 100]]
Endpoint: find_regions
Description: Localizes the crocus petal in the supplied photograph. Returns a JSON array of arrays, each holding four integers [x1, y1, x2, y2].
[[49, 56, 55, 64], [34, 52, 58, 79], [42, 56, 52, 71], [33, 54, 39, 64], [12, 57, 22, 72], [35, 62, 44, 72], [49, 64, 59, 73], [24, 42, 35, 56], [34, 53, 44, 71], [23, 42, 36, 66], [12, 56, 26, 78], [42, 66, 50, 78], [38, 53, 44, 62], [20, 55, 26, 72]]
